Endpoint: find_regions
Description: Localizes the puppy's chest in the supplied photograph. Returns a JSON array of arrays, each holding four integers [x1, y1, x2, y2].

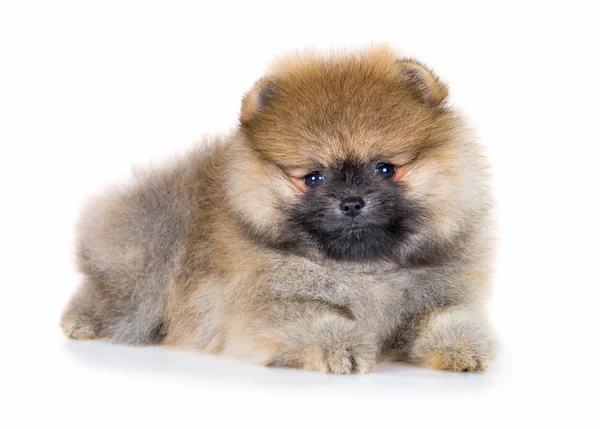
[[269, 260, 414, 323]]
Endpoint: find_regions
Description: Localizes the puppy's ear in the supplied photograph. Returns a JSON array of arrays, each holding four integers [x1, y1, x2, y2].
[[240, 78, 276, 124], [397, 60, 448, 106]]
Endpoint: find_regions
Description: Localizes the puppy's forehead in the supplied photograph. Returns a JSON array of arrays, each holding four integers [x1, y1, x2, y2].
[[246, 47, 449, 168]]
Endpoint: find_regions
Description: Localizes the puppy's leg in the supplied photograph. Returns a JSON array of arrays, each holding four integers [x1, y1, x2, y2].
[[60, 278, 107, 340], [226, 301, 378, 374], [407, 306, 497, 372], [275, 313, 378, 374], [61, 275, 168, 344]]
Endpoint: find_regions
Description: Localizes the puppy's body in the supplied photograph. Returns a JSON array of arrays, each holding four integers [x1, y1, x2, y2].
[[62, 47, 496, 373]]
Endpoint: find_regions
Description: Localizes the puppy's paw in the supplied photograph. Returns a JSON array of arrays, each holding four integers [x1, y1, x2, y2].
[[323, 344, 377, 374], [423, 344, 489, 372], [411, 308, 496, 373], [60, 315, 102, 341], [305, 316, 378, 374]]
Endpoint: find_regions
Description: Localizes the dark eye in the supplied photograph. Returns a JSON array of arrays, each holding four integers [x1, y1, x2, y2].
[[304, 171, 325, 189], [374, 163, 396, 178]]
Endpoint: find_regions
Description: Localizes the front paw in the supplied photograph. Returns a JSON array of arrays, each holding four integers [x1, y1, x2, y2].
[[423, 344, 490, 372], [304, 316, 378, 374], [411, 308, 496, 373]]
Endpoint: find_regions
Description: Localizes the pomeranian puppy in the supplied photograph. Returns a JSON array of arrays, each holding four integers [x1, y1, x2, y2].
[[61, 45, 496, 374]]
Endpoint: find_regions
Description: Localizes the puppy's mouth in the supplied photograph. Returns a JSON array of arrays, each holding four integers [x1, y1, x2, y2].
[[341, 225, 370, 238], [329, 213, 389, 235]]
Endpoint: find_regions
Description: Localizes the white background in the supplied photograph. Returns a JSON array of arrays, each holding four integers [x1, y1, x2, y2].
[[1, 1, 599, 427]]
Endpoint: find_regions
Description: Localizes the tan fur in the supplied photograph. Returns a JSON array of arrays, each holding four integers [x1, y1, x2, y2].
[[409, 307, 496, 372], [61, 45, 496, 374]]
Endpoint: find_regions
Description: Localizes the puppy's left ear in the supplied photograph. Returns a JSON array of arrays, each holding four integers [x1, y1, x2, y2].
[[240, 77, 276, 124], [397, 60, 448, 106]]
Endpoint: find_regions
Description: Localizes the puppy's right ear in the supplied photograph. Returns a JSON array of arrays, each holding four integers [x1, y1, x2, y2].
[[240, 78, 276, 124]]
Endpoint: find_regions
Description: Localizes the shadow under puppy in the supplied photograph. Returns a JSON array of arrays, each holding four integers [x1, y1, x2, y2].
[[61, 46, 496, 374]]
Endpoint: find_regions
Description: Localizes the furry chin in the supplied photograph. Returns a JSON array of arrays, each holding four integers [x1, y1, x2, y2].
[[312, 225, 403, 262]]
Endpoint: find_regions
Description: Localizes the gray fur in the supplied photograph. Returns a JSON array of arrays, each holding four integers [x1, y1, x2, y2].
[[64, 153, 201, 344]]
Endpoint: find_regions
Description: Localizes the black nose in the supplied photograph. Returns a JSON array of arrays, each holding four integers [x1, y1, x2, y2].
[[340, 197, 365, 218]]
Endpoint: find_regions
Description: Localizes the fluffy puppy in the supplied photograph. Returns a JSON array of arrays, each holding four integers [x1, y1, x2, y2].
[[61, 46, 496, 374]]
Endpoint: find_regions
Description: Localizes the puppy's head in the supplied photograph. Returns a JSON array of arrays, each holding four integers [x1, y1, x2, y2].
[[228, 46, 490, 263]]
